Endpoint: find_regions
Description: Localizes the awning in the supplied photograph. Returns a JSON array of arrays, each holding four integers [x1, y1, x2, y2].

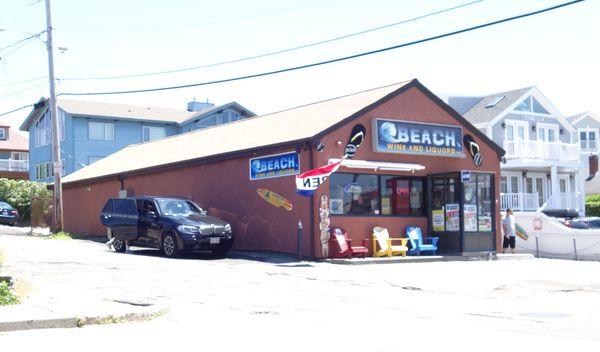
[[328, 158, 425, 172]]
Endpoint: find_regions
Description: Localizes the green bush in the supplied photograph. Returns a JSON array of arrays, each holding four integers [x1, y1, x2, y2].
[[586, 194, 600, 203], [586, 202, 600, 217], [0, 281, 19, 305], [45, 231, 74, 240], [0, 178, 51, 222]]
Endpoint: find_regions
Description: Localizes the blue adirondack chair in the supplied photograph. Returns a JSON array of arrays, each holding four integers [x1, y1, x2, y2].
[[405, 226, 439, 256]]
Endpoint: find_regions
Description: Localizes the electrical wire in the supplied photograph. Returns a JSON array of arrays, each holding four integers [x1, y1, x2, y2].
[[0, 30, 45, 52], [0, 0, 42, 21], [59, 0, 585, 97], [59, 0, 485, 81], [56, 0, 333, 34], [0, 76, 47, 87], [0, 82, 47, 101], [0, 104, 33, 117]]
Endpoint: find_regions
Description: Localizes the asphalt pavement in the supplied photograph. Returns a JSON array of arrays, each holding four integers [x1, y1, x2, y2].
[[1, 231, 599, 351]]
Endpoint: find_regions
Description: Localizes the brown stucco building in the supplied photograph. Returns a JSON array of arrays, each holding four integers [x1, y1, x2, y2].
[[61, 79, 504, 258]]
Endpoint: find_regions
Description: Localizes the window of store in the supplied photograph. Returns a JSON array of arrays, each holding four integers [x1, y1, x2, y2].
[[329, 173, 425, 216], [463, 173, 493, 232]]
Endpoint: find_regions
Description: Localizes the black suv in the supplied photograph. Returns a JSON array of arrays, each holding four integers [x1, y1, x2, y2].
[[100, 196, 233, 257]]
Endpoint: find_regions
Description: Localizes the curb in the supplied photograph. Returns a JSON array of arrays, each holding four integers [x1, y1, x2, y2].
[[0, 304, 170, 333], [323, 253, 535, 265]]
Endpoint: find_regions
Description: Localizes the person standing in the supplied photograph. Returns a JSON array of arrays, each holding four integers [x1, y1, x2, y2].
[[502, 208, 516, 254]]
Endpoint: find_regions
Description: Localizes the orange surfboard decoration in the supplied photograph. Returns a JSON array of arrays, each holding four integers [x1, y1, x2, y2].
[[257, 188, 293, 211]]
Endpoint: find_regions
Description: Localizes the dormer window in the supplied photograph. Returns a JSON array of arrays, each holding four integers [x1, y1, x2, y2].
[[0, 128, 5, 140]]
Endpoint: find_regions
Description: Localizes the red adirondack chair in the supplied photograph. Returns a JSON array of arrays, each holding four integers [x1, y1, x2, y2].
[[328, 227, 369, 259]]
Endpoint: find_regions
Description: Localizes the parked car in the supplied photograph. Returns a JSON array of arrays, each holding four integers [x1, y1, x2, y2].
[[0, 201, 19, 226], [100, 196, 233, 258], [564, 219, 591, 229]]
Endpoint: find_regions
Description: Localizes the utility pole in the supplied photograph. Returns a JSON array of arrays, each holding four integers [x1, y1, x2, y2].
[[44, 0, 63, 232]]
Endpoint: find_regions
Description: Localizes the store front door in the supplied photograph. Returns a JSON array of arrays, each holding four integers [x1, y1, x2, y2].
[[429, 174, 461, 253], [429, 172, 496, 253]]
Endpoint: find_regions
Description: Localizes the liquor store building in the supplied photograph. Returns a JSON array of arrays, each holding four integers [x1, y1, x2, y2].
[[61, 79, 505, 258]]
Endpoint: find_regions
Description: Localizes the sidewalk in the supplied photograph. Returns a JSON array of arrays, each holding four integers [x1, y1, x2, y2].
[[0, 295, 169, 332]]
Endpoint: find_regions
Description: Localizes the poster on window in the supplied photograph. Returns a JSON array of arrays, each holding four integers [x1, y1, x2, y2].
[[478, 216, 492, 232], [445, 203, 460, 232], [464, 204, 477, 232], [432, 209, 445, 232]]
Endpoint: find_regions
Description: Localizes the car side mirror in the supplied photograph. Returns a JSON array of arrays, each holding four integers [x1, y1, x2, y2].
[[144, 211, 157, 219], [201, 210, 207, 216]]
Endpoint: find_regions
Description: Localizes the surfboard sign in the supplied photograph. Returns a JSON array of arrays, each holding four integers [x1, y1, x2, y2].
[[257, 188, 293, 211]]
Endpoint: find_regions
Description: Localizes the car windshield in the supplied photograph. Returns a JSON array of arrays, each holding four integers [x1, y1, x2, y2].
[[156, 199, 203, 217], [0, 201, 11, 208]]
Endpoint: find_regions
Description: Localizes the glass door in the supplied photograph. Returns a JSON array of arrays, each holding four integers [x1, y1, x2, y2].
[[429, 173, 461, 253]]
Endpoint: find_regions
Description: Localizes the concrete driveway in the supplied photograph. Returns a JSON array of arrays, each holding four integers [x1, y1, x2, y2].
[[1, 233, 599, 350]]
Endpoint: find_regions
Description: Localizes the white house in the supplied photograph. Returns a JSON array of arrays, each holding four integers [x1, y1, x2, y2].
[[568, 111, 600, 194], [443, 87, 587, 215]]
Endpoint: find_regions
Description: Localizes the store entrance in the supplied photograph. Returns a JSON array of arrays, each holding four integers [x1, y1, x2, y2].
[[428, 172, 496, 253], [429, 174, 461, 253]]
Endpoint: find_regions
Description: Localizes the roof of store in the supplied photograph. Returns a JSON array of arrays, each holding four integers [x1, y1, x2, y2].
[[62, 79, 504, 186]]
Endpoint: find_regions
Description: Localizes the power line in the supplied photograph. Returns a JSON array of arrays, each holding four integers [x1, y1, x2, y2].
[[56, 0, 333, 34], [0, 82, 47, 101], [59, 0, 485, 81], [0, 0, 42, 21], [0, 104, 33, 117], [59, 0, 585, 97], [0, 76, 47, 87], [0, 30, 45, 52]]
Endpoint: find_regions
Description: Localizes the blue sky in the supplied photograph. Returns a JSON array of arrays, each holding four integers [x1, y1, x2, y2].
[[0, 0, 598, 132]]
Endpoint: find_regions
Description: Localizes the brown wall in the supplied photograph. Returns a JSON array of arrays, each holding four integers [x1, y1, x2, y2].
[[63, 84, 502, 257], [311, 86, 502, 256], [64, 146, 314, 257]]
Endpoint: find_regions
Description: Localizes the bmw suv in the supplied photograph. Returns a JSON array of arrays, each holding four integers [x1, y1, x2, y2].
[[100, 196, 233, 257]]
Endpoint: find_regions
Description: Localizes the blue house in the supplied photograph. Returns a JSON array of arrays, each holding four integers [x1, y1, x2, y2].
[[20, 98, 255, 182]]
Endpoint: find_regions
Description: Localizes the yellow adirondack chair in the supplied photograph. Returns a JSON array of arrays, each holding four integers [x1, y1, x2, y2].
[[372, 227, 408, 257]]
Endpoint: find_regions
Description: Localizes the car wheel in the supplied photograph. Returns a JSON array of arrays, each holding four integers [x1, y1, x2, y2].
[[162, 233, 179, 258], [112, 239, 127, 253]]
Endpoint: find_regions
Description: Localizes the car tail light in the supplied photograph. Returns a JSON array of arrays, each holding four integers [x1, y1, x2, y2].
[[11, 210, 18, 215]]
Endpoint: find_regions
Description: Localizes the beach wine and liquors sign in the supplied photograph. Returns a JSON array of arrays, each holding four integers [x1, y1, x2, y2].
[[249, 151, 300, 180], [374, 119, 463, 157]]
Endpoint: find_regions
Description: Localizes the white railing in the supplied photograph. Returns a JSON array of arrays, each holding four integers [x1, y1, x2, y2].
[[541, 192, 582, 211], [0, 159, 29, 172], [503, 140, 580, 162], [500, 192, 539, 211]]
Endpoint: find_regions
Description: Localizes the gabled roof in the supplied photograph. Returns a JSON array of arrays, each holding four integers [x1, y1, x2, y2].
[[568, 111, 597, 126], [179, 102, 256, 126], [0, 126, 28, 152], [61, 79, 504, 186], [461, 87, 532, 124]]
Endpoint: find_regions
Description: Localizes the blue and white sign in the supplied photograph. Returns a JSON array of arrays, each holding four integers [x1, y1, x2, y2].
[[461, 171, 472, 182], [249, 151, 300, 180], [374, 119, 463, 157]]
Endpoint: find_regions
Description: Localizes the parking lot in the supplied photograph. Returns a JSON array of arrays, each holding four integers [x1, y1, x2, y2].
[[1, 231, 600, 350]]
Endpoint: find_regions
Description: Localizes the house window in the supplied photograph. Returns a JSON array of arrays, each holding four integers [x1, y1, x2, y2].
[[35, 162, 54, 180], [580, 129, 598, 152], [515, 96, 549, 114], [0, 128, 6, 140], [504, 120, 528, 142], [142, 126, 166, 142], [34, 112, 52, 148], [59, 112, 65, 141], [89, 121, 114, 140], [11, 152, 28, 160]]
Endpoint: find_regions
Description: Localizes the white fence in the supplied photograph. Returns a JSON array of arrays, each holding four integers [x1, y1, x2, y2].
[[0, 159, 28, 172], [500, 192, 539, 211], [503, 140, 580, 162]]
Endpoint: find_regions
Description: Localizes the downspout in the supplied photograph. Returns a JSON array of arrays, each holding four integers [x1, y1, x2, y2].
[[117, 175, 125, 191]]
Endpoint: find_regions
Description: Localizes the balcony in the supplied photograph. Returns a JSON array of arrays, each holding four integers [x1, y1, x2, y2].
[[0, 159, 29, 172], [503, 140, 580, 163], [500, 192, 540, 211]]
